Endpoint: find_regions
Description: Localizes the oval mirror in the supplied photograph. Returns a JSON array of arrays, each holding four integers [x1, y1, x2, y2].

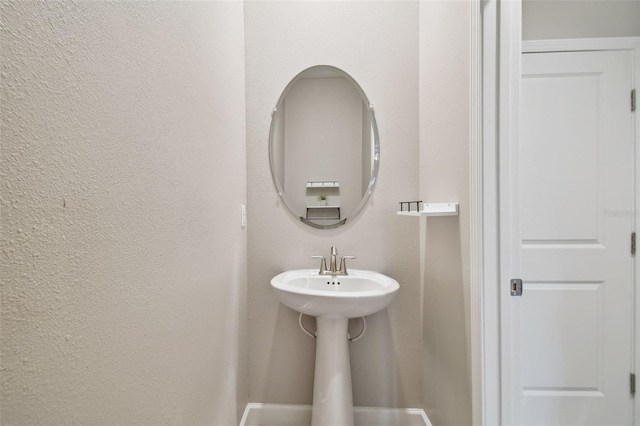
[[269, 66, 379, 229]]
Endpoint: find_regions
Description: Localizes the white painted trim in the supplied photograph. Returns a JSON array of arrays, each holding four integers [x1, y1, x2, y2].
[[239, 403, 431, 426], [239, 403, 252, 426], [480, 0, 501, 424], [523, 37, 640, 53], [498, 0, 522, 423], [480, 2, 525, 423], [633, 37, 640, 426], [469, 0, 484, 425]]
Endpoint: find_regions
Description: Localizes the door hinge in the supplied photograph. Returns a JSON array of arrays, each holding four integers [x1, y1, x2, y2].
[[631, 373, 636, 396], [632, 232, 636, 256], [632, 89, 636, 112], [510, 278, 523, 296]]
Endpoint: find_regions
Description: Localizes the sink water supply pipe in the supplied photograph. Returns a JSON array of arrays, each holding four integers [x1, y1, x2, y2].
[[298, 312, 367, 342]]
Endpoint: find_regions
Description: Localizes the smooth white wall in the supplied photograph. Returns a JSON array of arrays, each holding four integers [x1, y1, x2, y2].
[[0, 1, 247, 424], [523, 0, 640, 40], [419, 1, 472, 424], [245, 1, 421, 408]]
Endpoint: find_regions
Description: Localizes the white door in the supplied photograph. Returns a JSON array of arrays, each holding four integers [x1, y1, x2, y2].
[[508, 49, 635, 425]]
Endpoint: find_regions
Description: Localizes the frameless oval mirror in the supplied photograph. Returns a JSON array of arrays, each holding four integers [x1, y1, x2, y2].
[[269, 66, 379, 229]]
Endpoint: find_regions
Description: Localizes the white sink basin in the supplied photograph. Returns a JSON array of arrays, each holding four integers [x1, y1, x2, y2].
[[270, 268, 400, 426], [270, 269, 399, 318]]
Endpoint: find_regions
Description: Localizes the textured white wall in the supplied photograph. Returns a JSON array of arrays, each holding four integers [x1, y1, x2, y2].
[[419, 1, 472, 425], [0, 1, 247, 424], [523, 0, 640, 40], [245, 1, 422, 408]]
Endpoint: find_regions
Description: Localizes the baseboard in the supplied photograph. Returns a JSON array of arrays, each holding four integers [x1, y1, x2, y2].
[[239, 402, 432, 426]]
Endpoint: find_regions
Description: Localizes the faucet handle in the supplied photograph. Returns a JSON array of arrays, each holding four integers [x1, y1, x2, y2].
[[310, 255, 328, 275], [338, 255, 357, 275]]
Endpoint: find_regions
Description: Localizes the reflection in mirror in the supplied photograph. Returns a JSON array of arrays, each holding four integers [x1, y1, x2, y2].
[[269, 66, 379, 229]]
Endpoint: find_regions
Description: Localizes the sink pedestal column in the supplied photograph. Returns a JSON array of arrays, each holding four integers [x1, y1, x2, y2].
[[312, 316, 354, 426]]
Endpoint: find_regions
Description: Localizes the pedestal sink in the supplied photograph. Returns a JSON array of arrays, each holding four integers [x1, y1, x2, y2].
[[270, 269, 400, 426]]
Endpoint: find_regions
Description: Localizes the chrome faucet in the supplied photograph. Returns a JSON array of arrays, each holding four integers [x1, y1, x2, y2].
[[328, 246, 338, 274], [311, 246, 356, 276]]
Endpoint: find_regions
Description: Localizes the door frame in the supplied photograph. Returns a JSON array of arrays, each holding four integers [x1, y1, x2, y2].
[[472, 0, 640, 422]]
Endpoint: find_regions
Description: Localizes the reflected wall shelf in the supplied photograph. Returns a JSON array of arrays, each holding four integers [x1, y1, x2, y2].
[[306, 206, 341, 220], [307, 181, 340, 188], [396, 202, 459, 217]]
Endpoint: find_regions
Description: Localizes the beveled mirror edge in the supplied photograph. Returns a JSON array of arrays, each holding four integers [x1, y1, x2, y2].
[[268, 65, 380, 230]]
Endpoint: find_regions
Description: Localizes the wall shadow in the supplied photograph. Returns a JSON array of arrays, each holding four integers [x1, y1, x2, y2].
[[263, 304, 317, 404], [422, 216, 471, 425], [349, 309, 405, 409]]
